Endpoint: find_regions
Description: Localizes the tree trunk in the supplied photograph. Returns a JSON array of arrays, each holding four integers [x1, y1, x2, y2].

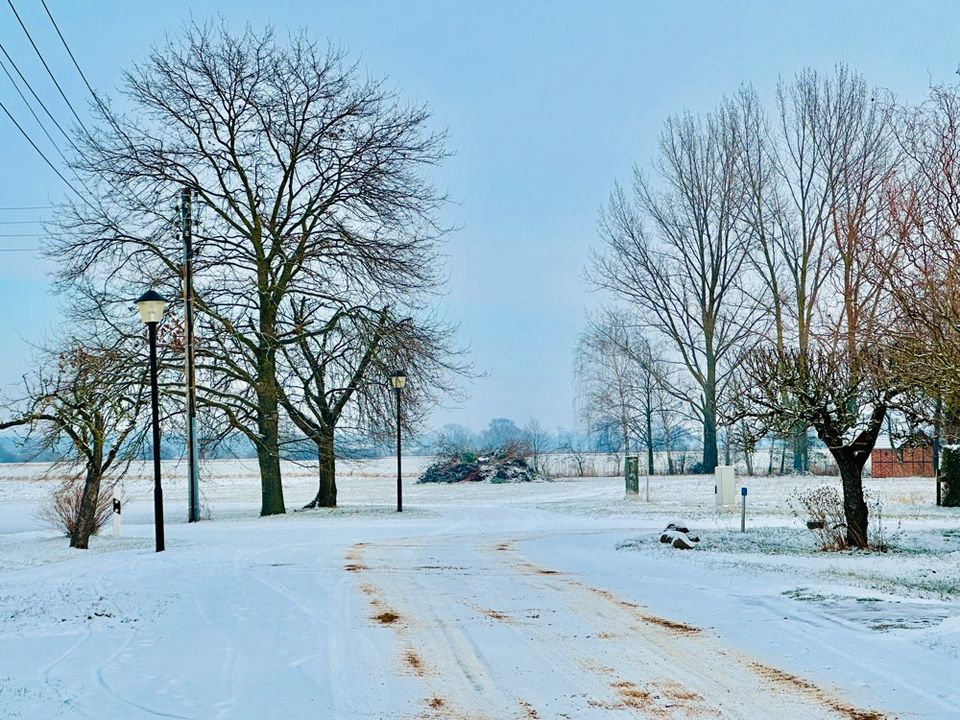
[[832, 447, 869, 548], [257, 440, 285, 516], [792, 426, 809, 473], [304, 425, 337, 508], [662, 418, 674, 474], [256, 355, 285, 516], [71, 464, 102, 550], [702, 386, 718, 473]]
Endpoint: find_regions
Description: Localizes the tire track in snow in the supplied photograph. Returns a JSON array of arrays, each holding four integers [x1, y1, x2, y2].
[[347, 541, 515, 719], [502, 539, 894, 720]]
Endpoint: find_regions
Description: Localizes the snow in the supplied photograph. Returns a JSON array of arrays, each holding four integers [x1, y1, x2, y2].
[[0, 459, 957, 718]]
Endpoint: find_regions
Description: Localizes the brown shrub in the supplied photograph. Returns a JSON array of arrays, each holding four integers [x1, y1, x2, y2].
[[790, 485, 847, 551], [38, 476, 113, 538]]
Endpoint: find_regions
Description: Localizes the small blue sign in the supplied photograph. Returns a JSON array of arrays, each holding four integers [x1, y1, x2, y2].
[[740, 487, 748, 496]]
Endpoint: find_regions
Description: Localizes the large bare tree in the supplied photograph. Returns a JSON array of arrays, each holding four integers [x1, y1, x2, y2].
[[48, 23, 450, 515], [590, 107, 762, 472], [736, 67, 891, 471], [731, 74, 900, 545]]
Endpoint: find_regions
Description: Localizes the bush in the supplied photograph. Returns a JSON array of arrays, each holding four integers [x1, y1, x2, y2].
[[790, 485, 847, 550], [38, 476, 113, 538], [941, 447, 960, 507]]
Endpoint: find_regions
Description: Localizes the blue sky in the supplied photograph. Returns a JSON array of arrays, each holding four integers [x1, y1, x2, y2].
[[2, 0, 960, 434]]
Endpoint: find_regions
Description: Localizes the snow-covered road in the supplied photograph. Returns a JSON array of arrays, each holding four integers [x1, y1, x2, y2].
[[1, 466, 957, 718], [349, 522, 881, 719]]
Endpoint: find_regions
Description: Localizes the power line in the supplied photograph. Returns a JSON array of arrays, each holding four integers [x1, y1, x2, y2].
[[0, 42, 75, 149], [40, 0, 110, 119], [1, 4, 131, 216], [0, 206, 52, 211], [0, 220, 41, 225], [5, 0, 90, 136], [0, 248, 38, 253], [0, 39, 99, 209], [0, 94, 84, 199], [0, 53, 68, 164], [33, 2, 161, 222], [0, 233, 43, 237]]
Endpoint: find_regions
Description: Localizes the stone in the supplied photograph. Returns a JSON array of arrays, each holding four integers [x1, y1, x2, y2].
[[660, 524, 700, 549]]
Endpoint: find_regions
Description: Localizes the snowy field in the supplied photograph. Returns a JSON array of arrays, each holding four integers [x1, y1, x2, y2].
[[0, 457, 958, 719]]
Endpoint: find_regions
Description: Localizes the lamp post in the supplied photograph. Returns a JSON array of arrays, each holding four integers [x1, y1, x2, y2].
[[389, 370, 406, 512], [136, 290, 168, 552]]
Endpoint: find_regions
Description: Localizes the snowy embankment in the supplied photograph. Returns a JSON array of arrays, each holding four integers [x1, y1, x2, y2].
[[0, 460, 957, 718]]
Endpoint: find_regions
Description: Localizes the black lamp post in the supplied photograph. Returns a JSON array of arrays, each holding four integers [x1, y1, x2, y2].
[[389, 370, 406, 512], [136, 290, 168, 552]]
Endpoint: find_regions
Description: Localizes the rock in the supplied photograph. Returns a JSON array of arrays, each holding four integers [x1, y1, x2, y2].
[[661, 524, 699, 549]]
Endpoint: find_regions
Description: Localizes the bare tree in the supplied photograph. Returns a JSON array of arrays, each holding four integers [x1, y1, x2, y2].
[[1, 336, 149, 548], [48, 23, 450, 516], [277, 304, 464, 508], [590, 107, 762, 473], [481, 418, 525, 452], [576, 308, 680, 476], [556, 433, 591, 477], [733, 344, 918, 547], [738, 96, 897, 533], [736, 67, 891, 471], [882, 84, 960, 409], [575, 309, 641, 462], [523, 418, 552, 476], [432, 424, 476, 458]]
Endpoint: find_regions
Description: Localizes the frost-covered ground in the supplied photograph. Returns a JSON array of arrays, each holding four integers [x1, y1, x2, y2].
[[0, 458, 957, 719]]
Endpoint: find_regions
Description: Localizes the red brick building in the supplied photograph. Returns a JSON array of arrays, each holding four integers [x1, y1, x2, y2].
[[870, 446, 935, 478]]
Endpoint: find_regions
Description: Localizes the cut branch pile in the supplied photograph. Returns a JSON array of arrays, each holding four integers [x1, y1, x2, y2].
[[418, 447, 544, 484]]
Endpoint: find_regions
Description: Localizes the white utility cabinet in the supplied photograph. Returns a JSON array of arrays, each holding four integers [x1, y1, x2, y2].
[[715, 465, 736, 507]]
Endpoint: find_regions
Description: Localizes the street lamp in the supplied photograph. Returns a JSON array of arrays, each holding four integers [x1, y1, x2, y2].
[[389, 370, 406, 513], [136, 289, 168, 552]]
